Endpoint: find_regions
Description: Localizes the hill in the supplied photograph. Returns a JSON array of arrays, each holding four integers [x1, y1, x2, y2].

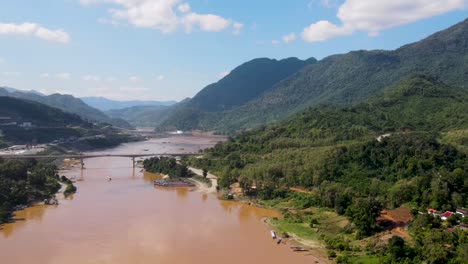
[[81, 96, 177, 111], [0, 96, 85, 126], [0, 96, 138, 148], [160, 18, 468, 132], [105, 105, 171, 127], [0, 88, 132, 128], [189, 75, 468, 263], [158, 57, 317, 130]]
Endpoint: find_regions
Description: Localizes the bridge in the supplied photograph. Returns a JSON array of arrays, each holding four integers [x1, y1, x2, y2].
[[0, 153, 199, 169]]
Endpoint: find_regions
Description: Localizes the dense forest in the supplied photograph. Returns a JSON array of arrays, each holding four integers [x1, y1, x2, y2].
[[188, 75, 468, 263], [0, 159, 61, 223], [143, 157, 191, 178]]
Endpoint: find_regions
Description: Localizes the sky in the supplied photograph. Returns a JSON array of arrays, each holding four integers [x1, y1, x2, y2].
[[0, 0, 467, 101]]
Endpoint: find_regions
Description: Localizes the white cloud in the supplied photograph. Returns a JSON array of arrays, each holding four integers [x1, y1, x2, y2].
[[39, 73, 50, 79], [56, 73, 71, 80], [106, 76, 117, 82], [178, 3, 190, 13], [183, 13, 231, 33], [129, 76, 141, 82], [218, 71, 230, 79], [302, 0, 467, 42], [0, 22, 70, 43], [302, 20, 352, 42], [81, 0, 237, 34], [232, 22, 243, 35], [0, 57, 4, 63], [282, 32, 296, 44], [157, 75, 165, 81], [271, 39, 280, 45], [82, 75, 101, 81], [309, 0, 338, 9]]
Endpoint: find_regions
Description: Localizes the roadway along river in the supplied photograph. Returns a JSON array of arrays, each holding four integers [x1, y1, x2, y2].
[[0, 135, 315, 264]]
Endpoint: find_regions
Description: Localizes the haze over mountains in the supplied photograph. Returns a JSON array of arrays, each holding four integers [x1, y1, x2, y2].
[[81, 97, 177, 111]]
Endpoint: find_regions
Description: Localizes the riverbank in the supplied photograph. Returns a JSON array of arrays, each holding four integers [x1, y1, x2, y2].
[[188, 167, 218, 194], [186, 166, 331, 263]]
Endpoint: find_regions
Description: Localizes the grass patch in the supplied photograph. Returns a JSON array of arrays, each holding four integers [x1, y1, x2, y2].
[[349, 255, 381, 264]]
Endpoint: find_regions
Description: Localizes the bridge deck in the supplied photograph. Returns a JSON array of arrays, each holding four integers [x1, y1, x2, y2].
[[0, 153, 198, 159]]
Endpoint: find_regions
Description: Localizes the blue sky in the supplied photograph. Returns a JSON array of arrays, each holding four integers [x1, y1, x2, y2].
[[0, 0, 467, 101]]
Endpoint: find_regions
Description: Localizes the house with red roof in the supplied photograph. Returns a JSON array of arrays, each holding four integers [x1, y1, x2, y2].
[[441, 211, 453, 221]]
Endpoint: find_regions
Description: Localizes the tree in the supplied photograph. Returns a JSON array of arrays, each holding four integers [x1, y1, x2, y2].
[[202, 168, 208, 178], [346, 197, 383, 237]]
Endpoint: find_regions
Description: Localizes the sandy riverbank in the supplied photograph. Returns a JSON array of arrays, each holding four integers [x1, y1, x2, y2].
[[188, 167, 218, 194]]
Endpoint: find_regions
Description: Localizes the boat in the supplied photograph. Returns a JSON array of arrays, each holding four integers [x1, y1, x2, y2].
[[154, 179, 195, 187], [107, 176, 112, 181], [271, 230, 276, 239], [290, 246, 309, 252]]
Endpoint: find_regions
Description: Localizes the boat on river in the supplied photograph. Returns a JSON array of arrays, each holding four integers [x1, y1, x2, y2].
[[154, 179, 195, 187]]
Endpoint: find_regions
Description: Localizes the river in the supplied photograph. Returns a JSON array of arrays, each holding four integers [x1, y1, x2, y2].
[[0, 135, 317, 264]]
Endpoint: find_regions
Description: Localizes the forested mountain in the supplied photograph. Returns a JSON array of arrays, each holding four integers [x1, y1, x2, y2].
[[190, 75, 468, 263], [158, 57, 317, 130], [0, 96, 85, 126], [81, 96, 176, 111], [198, 75, 468, 188], [0, 88, 132, 128], [105, 105, 171, 127], [161, 18, 468, 132]]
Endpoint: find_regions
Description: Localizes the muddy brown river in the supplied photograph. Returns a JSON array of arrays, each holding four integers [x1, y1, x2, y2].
[[0, 136, 315, 264]]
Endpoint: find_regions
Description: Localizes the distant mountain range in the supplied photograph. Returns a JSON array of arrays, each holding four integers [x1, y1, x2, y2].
[[81, 97, 177, 111], [105, 105, 171, 127], [156, 18, 468, 133]]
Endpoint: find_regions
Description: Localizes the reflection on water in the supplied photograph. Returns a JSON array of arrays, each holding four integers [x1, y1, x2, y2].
[[1, 204, 48, 238], [0, 136, 315, 264]]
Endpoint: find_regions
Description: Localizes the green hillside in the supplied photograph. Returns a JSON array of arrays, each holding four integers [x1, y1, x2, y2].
[[0, 89, 132, 128], [158, 57, 316, 130], [0, 97, 135, 147], [160, 18, 468, 132], [0, 96, 84, 126], [188, 75, 468, 262]]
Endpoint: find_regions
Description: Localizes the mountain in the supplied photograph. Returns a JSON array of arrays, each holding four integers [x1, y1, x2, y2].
[[0, 96, 85, 126], [0, 88, 132, 128], [160, 18, 468, 132], [106, 105, 171, 127], [81, 97, 177, 111], [0, 86, 45, 96], [197, 74, 468, 206], [158, 57, 317, 130], [0, 96, 90, 144], [210, 18, 468, 131]]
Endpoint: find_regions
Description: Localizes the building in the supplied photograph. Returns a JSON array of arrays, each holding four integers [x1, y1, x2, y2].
[[440, 211, 453, 221], [456, 208, 468, 218]]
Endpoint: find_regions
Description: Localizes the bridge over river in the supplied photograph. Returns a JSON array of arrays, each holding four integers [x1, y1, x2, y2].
[[0, 153, 199, 168]]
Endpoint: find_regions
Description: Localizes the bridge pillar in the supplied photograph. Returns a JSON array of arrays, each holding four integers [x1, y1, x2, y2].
[[80, 158, 84, 170], [132, 157, 135, 168]]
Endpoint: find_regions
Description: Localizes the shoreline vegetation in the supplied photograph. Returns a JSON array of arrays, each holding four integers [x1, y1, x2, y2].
[[0, 158, 76, 225], [183, 76, 468, 263]]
